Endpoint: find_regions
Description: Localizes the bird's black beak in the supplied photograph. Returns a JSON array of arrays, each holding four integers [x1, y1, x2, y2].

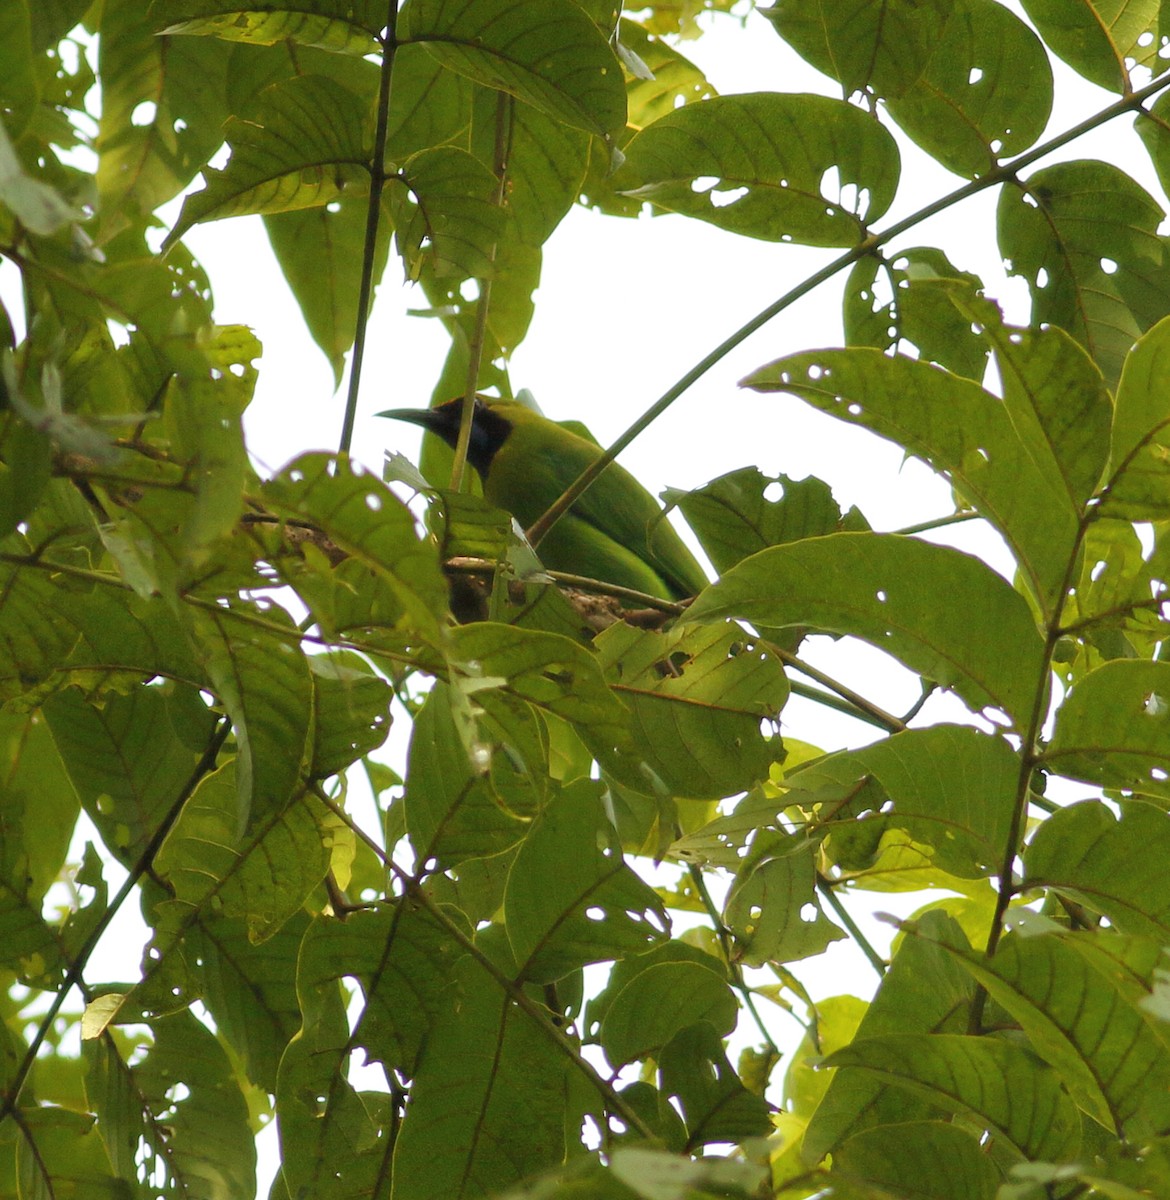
[[376, 407, 445, 432]]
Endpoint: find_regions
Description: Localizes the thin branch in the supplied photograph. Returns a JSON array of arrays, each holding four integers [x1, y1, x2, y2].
[[816, 874, 887, 978], [775, 647, 906, 733], [681, 858, 782, 1060], [0, 719, 230, 1123], [339, 0, 401, 456], [525, 71, 1170, 551], [451, 92, 514, 492]]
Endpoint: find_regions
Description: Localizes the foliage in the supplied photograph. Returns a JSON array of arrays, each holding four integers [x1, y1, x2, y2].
[[2, 1, 1170, 1198]]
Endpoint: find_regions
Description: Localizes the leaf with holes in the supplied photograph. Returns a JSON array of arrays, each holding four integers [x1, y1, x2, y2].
[[615, 92, 900, 246], [153, 0, 385, 55], [789, 724, 1020, 879], [998, 160, 1170, 386], [844, 248, 990, 379], [402, 0, 626, 138], [687, 534, 1046, 728], [742, 347, 1080, 617], [164, 74, 372, 247], [1043, 660, 1170, 800], [504, 780, 669, 982], [669, 466, 868, 577], [886, 0, 1052, 177], [594, 620, 788, 800], [724, 838, 845, 966], [764, 0, 954, 99]]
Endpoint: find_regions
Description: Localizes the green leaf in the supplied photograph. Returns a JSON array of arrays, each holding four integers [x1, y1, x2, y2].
[[1043, 660, 1170, 800], [450, 622, 635, 775], [154, 0, 385, 55], [1102, 312, 1170, 519], [687, 532, 1047, 729], [165, 73, 371, 246], [826, 1033, 1080, 1161], [742, 347, 1080, 617], [790, 725, 1020, 879], [403, 682, 531, 866], [307, 650, 392, 779], [0, 3, 38, 139], [803, 911, 975, 1162], [670, 466, 866, 577], [388, 145, 505, 280], [472, 91, 590, 248], [594, 621, 788, 800], [389, 953, 575, 1200], [1018, 0, 1165, 93], [0, 563, 83, 701], [658, 1022, 773, 1148], [764, 0, 954, 99], [504, 780, 669, 982], [961, 297, 1112, 512], [946, 927, 1170, 1137], [616, 93, 900, 246], [844, 248, 990, 380], [296, 905, 462, 1078], [264, 451, 448, 644], [186, 601, 312, 831], [153, 760, 331, 945], [113, 1007, 255, 1196], [724, 838, 846, 965], [264, 196, 392, 387], [997, 160, 1170, 386], [97, 0, 231, 226], [885, 0, 1052, 177], [274, 915, 383, 1199], [44, 684, 212, 867], [0, 710, 73, 983], [1026, 801, 1170, 942], [600, 961, 737, 1068], [185, 911, 307, 1093], [402, 0, 627, 138], [833, 1121, 999, 1200]]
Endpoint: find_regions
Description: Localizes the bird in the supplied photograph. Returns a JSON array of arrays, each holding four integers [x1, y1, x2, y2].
[[378, 396, 707, 601]]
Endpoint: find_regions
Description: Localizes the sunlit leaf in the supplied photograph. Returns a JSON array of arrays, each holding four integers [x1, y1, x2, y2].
[[154, 0, 385, 55], [165, 73, 372, 246], [1102, 312, 1170, 519]]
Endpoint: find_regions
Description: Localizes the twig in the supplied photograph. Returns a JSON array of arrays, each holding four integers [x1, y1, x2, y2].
[[338, 1, 402, 455]]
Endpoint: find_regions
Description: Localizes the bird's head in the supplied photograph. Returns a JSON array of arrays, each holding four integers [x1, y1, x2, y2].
[[377, 395, 514, 481]]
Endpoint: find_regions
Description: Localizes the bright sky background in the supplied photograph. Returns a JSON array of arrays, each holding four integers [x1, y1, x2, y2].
[[14, 3, 1168, 1187]]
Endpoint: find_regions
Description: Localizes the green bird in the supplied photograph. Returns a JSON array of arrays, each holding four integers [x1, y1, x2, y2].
[[378, 396, 707, 601]]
